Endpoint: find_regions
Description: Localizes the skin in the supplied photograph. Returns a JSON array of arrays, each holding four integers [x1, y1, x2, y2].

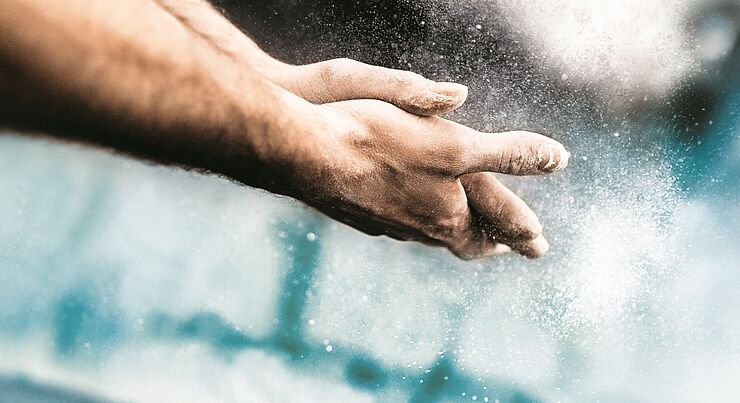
[[0, 0, 569, 260], [155, 0, 471, 116]]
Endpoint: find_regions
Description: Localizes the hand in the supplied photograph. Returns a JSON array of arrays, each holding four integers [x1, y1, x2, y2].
[[280, 99, 569, 259]]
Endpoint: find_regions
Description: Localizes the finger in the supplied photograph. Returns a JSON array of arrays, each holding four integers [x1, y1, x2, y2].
[[506, 234, 550, 259], [460, 173, 543, 241], [491, 243, 513, 255], [294, 58, 468, 116], [447, 231, 512, 260], [445, 209, 514, 260], [447, 201, 544, 259], [460, 173, 551, 258], [449, 241, 512, 260], [453, 128, 570, 176]]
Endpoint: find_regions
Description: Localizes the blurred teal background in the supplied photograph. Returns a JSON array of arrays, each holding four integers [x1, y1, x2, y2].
[[1, 1, 739, 402]]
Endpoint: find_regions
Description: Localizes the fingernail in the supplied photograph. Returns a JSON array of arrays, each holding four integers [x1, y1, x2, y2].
[[431, 82, 469, 99], [538, 144, 570, 172]]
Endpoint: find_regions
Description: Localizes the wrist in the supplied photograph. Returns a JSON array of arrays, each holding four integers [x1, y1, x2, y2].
[[218, 84, 335, 198]]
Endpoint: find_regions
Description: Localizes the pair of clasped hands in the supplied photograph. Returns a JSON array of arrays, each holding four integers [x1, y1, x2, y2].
[[261, 57, 570, 259], [1, 0, 569, 260]]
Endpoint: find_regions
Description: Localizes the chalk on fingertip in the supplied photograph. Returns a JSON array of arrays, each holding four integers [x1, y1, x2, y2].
[[538, 143, 570, 173]]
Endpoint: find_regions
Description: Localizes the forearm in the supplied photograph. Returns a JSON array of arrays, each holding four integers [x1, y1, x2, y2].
[[154, 0, 286, 76], [0, 0, 322, 192], [154, 0, 375, 107]]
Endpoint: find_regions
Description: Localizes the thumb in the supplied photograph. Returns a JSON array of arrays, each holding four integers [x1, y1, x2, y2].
[[289, 58, 468, 116], [455, 129, 571, 176]]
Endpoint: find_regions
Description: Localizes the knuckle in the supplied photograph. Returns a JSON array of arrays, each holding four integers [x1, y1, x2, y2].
[[498, 138, 542, 175], [312, 59, 355, 102], [442, 151, 465, 174], [499, 146, 527, 175], [440, 135, 471, 174], [393, 70, 422, 88], [315, 58, 368, 102], [317, 60, 340, 83], [332, 57, 352, 65], [318, 58, 358, 83], [332, 57, 358, 71], [511, 146, 527, 174], [336, 58, 365, 75]]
